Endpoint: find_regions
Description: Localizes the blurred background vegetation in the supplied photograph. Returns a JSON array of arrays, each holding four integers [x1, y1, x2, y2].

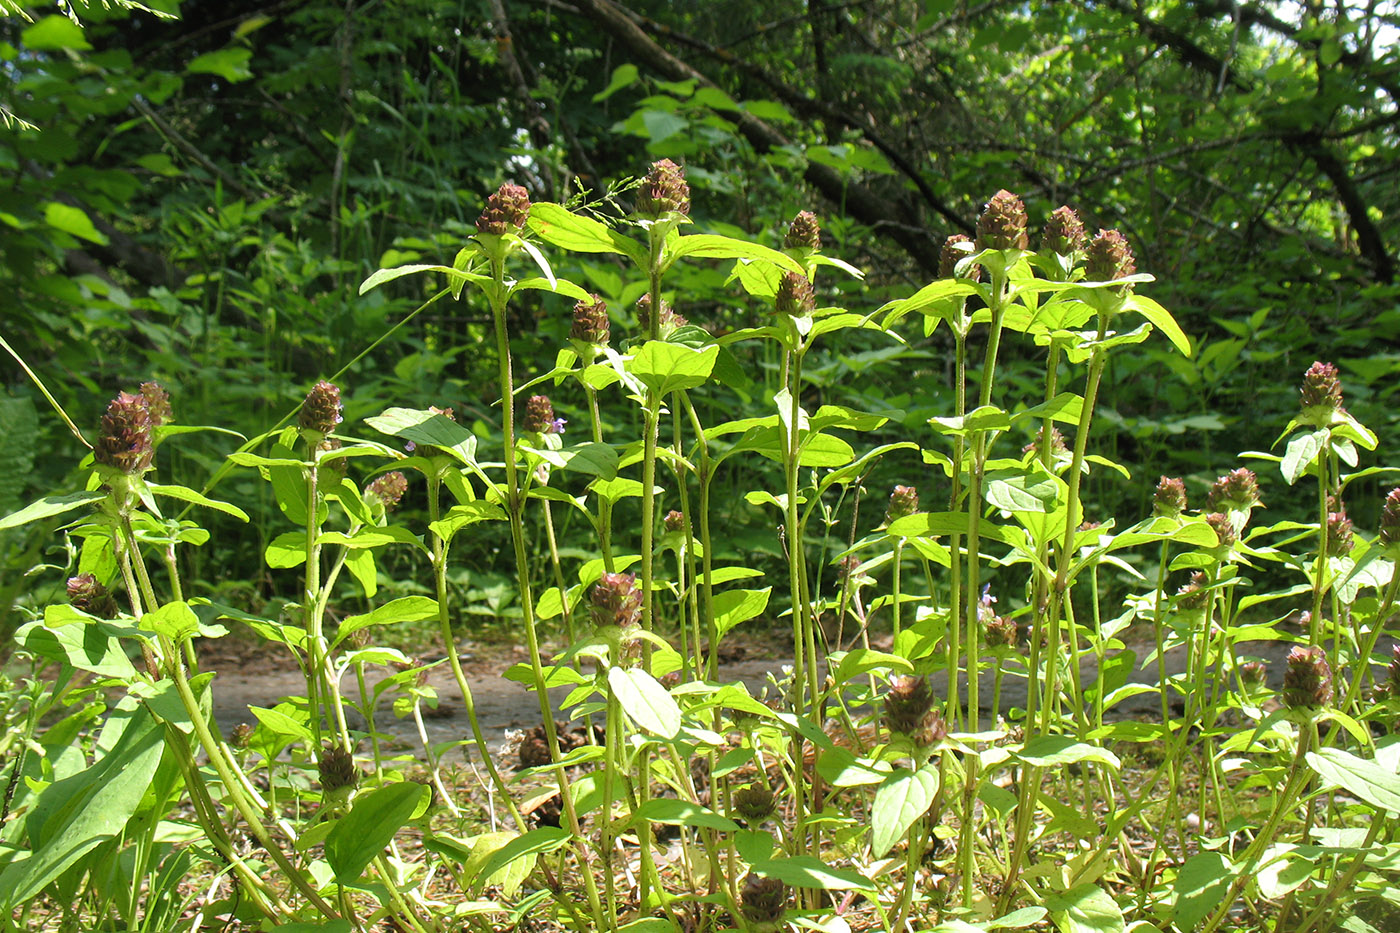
[[2, 0, 1397, 636]]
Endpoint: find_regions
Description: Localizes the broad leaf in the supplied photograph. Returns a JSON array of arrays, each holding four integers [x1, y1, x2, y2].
[[325, 783, 428, 883]]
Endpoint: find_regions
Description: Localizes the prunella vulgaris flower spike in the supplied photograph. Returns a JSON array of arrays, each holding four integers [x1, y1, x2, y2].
[[1381, 488, 1400, 549], [95, 391, 155, 476], [775, 271, 816, 318], [1388, 644, 1400, 696], [740, 874, 788, 929], [475, 182, 531, 235], [139, 382, 172, 427], [318, 744, 359, 793], [367, 471, 408, 512], [299, 381, 343, 438], [884, 674, 947, 746], [1176, 571, 1210, 610], [1299, 361, 1346, 427], [733, 785, 777, 823], [1023, 426, 1070, 461], [985, 614, 1019, 650], [68, 573, 118, 619], [1085, 229, 1136, 286], [230, 722, 254, 749], [636, 293, 687, 336], [1239, 660, 1267, 690], [886, 485, 919, 524], [636, 159, 690, 217], [1153, 476, 1188, 519], [664, 510, 685, 533], [976, 190, 1029, 251], [523, 395, 562, 435], [590, 572, 643, 629], [1208, 468, 1262, 513], [1327, 497, 1354, 555], [784, 210, 820, 252], [939, 233, 981, 281], [1205, 512, 1237, 548], [1042, 206, 1088, 256], [1282, 645, 1333, 709], [570, 294, 611, 348]]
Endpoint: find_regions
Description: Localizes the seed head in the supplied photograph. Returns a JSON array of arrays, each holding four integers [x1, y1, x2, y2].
[[1085, 229, 1136, 284], [775, 271, 816, 318], [299, 381, 343, 437], [590, 572, 643, 629], [976, 190, 1029, 251], [67, 573, 118, 619], [229, 722, 254, 749], [664, 510, 685, 533], [1282, 645, 1333, 710], [636, 159, 690, 217], [475, 182, 531, 235], [784, 210, 821, 252], [570, 294, 611, 347], [523, 395, 566, 435], [139, 382, 173, 427], [1208, 468, 1262, 513], [733, 785, 777, 824], [939, 234, 981, 281], [1153, 476, 1188, 519], [318, 745, 359, 793], [886, 485, 919, 524], [367, 471, 408, 512], [94, 391, 155, 475], [1381, 489, 1400, 548], [740, 874, 788, 928], [1042, 206, 1088, 256], [636, 293, 688, 336], [1299, 361, 1345, 425], [518, 726, 553, 769]]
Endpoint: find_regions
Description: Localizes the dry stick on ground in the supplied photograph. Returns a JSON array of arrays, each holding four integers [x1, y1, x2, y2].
[[567, 0, 950, 277]]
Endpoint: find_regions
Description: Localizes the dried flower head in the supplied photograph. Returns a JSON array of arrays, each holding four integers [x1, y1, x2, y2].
[[664, 510, 685, 533], [1085, 229, 1136, 285], [1299, 362, 1345, 425], [318, 745, 359, 792], [1282, 645, 1333, 710], [939, 233, 981, 281], [229, 722, 254, 749], [94, 391, 155, 475], [985, 615, 1019, 650], [590, 572, 643, 629], [637, 159, 690, 217], [299, 381, 343, 437], [1208, 468, 1262, 513], [67, 573, 118, 619], [733, 785, 777, 823], [1205, 512, 1237, 548], [570, 294, 611, 347], [523, 395, 566, 435], [976, 190, 1029, 251], [139, 382, 173, 427], [1382, 488, 1400, 548], [741, 874, 788, 928], [1176, 571, 1210, 610], [367, 471, 408, 512], [1042, 206, 1088, 256], [636, 293, 688, 336], [886, 485, 919, 524], [518, 727, 553, 769], [784, 210, 820, 251], [475, 182, 531, 235], [1153, 476, 1188, 519], [775, 271, 816, 318]]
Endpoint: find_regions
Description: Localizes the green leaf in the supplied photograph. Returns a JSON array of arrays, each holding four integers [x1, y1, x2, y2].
[[632, 798, 739, 832], [667, 234, 802, 275], [1306, 748, 1400, 813], [439, 830, 535, 897], [1171, 852, 1234, 931], [15, 619, 137, 680], [528, 203, 646, 264], [43, 202, 108, 245], [1014, 736, 1120, 770], [332, 596, 439, 649], [522, 441, 619, 479], [713, 587, 771, 636], [1281, 431, 1326, 485], [186, 47, 254, 83], [608, 667, 681, 739], [21, 16, 92, 51], [985, 470, 1059, 514], [324, 783, 428, 883], [830, 649, 912, 685], [317, 526, 425, 551], [626, 341, 719, 395], [146, 483, 249, 521], [593, 63, 639, 101], [5, 706, 163, 907], [752, 856, 873, 891], [0, 491, 106, 530], [477, 827, 572, 883], [141, 600, 201, 643], [870, 764, 939, 856], [429, 501, 507, 541], [1125, 295, 1190, 356], [358, 263, 478, 295], [264, 531, 306, 569], [1045, 883, 1125, 932], [364, 407, 476, 463]]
